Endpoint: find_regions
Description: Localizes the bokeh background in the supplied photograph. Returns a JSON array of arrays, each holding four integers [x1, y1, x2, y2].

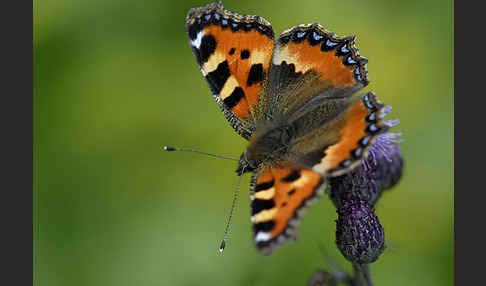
[[34, 0, 453, 285]]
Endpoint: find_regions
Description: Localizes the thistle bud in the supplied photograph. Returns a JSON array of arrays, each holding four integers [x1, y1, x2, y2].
[[335, 199, 385, 264], [329, 164, 381, 208]]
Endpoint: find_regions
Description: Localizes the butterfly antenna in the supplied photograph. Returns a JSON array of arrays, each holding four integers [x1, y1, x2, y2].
[[219, 169, 245, 253], [163, 146, 238, 161]]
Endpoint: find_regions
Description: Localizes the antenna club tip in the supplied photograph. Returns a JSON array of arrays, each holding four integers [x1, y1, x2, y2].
[[164, 146, 177, 151], [219, 240, 226, 253]]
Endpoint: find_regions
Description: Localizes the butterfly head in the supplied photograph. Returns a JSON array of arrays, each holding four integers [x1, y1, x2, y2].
[[235, 152, 256, 175], [236, 124, 294, 175]]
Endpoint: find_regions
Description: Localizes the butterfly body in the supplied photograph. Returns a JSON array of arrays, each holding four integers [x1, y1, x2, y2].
[[236, 122, 290, 171], [186, 1, 388, 255]]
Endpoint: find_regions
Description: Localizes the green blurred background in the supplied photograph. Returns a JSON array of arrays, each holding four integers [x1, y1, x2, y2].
[[34, 0, 453, 285]]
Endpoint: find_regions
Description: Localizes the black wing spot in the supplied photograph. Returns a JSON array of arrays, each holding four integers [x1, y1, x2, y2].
[[247, 64, 264, 86], [195, 34, 217, 64], [282, 170, 301, 182], [271, 61, 302, 83], [205, 61, 230, 95], [255, 180, 275, 192], [240, 49, 250, 59], [223, 87, 245, 109], [187, 22, 201, 41], [251, 199, 276, 215], [253, 220, 275, 232]]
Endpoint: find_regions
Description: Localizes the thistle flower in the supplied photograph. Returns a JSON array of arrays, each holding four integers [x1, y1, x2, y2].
[[335, 199, 385, 264], [363, 107, 403, 192]]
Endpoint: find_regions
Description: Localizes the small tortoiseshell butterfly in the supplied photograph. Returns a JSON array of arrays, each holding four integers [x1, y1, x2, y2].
[[184, 1, 388, 255]]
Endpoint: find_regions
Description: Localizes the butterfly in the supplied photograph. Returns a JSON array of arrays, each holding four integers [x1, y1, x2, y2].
[[185, 1, 388, 255]]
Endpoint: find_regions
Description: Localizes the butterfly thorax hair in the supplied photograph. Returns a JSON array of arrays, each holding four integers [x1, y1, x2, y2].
[[236, 118, 294, 175]]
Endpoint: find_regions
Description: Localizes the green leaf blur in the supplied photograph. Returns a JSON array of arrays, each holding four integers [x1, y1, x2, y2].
[[34, 0, 453, 285]]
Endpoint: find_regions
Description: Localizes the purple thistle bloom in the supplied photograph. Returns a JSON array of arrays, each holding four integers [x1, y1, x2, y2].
[[363, 107, 403, 191], [335, 199, 385, 264]]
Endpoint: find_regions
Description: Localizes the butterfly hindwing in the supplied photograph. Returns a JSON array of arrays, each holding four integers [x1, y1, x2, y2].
[[186, 1, 275, 139], [291, 91, 388, 177], [250, 166, 326, 255]]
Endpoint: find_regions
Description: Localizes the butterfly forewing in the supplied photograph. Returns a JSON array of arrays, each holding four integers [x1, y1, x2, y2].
[[185, 1, 275, 139]]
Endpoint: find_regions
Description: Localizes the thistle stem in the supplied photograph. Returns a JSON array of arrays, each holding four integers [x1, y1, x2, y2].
[[352, 264, 374, 286]]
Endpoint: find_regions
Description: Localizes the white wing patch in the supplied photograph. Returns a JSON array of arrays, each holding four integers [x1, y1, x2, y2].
[[254, 231, 271, 242], [190, 30, 205, 49]]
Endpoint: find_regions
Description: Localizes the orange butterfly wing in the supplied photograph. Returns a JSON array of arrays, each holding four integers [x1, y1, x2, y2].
[[250, 167, 325, 255], [186, 1, 274, 139], [292, 92, 389, 177], [272, 23, 369, 91]]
